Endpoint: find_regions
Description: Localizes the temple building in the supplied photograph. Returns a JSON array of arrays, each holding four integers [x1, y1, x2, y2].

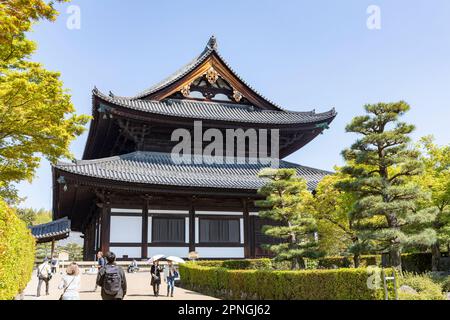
[[52, 36, 336, 260]]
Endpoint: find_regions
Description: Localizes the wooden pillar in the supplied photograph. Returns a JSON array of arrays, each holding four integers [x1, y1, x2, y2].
[[142, 199, 149, 259], [100, 204, 111, 254], [242, 198, 251, 258], [50, 239, 56, 259], [82, 228, 88, 261], [189, 197, 195, 252]]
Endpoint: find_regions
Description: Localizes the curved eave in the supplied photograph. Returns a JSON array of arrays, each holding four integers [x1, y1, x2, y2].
[[83, 92, 336, 159], [94, 91, 335, 125], [82, 92, 336, 160]]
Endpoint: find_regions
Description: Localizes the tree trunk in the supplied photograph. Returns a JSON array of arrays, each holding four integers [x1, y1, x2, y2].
[[389, 246, 402, 272], [431, 242, 441, 271], [353, 253, 361, 268]]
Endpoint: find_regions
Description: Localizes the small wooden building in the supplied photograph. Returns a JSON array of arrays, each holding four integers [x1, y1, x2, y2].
[[52, 36, 336, 260]]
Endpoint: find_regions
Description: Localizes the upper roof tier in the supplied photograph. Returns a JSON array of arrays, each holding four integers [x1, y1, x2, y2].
[[83, 36, 336, 160], [93, 88, 336, 125]]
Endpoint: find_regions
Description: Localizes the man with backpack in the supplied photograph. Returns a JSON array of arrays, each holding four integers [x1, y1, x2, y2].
[[96, 251, 127, 300], [36, 257, 52, 297]]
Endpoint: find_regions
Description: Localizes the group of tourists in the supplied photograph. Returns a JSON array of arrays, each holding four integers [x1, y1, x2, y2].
[[36, 251, 179, 300]]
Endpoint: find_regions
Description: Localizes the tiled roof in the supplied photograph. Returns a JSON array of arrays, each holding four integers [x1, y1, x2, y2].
[[94, 89, 336, 125], [30, 217, 71, 242], [55, 151, 331, 191], [131, 36, 283, 111]]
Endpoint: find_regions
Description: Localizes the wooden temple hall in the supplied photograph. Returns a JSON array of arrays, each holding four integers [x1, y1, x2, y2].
[[52, 36, 336, 260]]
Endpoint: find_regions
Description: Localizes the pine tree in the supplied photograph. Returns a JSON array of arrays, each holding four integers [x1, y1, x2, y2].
[[256, 168, 321, 269], [337, 102, 437, 270]]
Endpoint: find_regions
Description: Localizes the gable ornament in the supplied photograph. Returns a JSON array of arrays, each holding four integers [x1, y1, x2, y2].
[[206, 67, 219, 84], [233, 89, 243, 102], [180, 84, 191, 97]]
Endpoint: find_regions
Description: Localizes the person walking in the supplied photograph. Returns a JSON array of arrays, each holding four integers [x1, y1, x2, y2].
[[150, 260, 163, 297], [164, 261, 178, 297], [58, 262, 81, 300], [93, 251, 106, 291], [50, 256, 59, 274], [36, 257, 52, 297], [96, 252, 127, 300]]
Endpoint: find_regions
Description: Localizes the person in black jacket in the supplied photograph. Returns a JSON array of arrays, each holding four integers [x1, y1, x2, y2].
[[96, 252, 127, 300], [150, 260, 163, 297]]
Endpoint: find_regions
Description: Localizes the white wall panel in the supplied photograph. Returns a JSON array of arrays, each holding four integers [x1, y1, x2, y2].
[[196, 211, 243, 216], [148, 247, 190, 258], [195, 218, 199, 243], [110, 216, 142, 243], [111, 208, 142, 213], [148, 216, 152, 243], [110, 247, 141, 258], [185, 217, 189, 243], [148, 209, 188, 214], [240, 218, 244, 244], [196, 247, 245, 258]]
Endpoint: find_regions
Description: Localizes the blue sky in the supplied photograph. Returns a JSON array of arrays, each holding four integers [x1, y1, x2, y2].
[[17, 0, 450, 210]]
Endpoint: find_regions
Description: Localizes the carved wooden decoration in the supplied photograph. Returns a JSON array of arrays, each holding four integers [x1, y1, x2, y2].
[[233, 90, 243, 102], [206, 67, 219, 84], [180, 84, 191, 97]]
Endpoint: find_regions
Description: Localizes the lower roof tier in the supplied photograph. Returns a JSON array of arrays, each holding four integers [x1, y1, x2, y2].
[[54, 151, 331, 191], [53, 152, 331, 230]]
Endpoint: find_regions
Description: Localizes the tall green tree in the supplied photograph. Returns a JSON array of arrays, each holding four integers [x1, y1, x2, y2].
[[415, 136, 450, 270], [16, 207, 51, 227], [0, 0, 89, 202], [337, 102, 437, 270], [311, 170, 370, 267], [256, 168, 321, 269]]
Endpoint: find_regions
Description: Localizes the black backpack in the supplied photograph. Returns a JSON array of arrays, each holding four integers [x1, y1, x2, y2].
[[103, 265, 121, 296]]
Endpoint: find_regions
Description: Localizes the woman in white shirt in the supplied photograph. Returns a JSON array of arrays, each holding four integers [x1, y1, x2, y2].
[[58, 262, 81, 300]]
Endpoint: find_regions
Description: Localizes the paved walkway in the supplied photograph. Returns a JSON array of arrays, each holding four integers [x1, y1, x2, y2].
[[22, 270, 217, 300]]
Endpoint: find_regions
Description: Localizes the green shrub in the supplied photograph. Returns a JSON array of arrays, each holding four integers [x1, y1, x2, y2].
[[0, 199, 36, 300], [195, 259, 272, 270], [317, 255, 381, 269], [398, 273, 445, 300], [442, 276, 450, 292], [221, 259, 272, 270], [180, 263, 383, 300], [318, 256, 353, 268]]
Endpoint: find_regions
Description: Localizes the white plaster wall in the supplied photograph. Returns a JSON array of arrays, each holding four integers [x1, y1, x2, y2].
[[148, 247, 190, 258], [195, 211, 243, 216], [109, 246, 141, 258], [196, 247, 245, 258], [110, 216, 142, 243], [240, 218, 244, 244], [185, 217, 189, 243]]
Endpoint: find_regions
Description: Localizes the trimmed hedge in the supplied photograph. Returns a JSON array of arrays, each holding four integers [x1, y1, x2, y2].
[[180, 263, 383, 300], [401, 253, 432, 273], [318, 253, 433, 272], [196, 259, 272, 270], [0, 199, 36, 300], [318, 255, 381, 269]]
